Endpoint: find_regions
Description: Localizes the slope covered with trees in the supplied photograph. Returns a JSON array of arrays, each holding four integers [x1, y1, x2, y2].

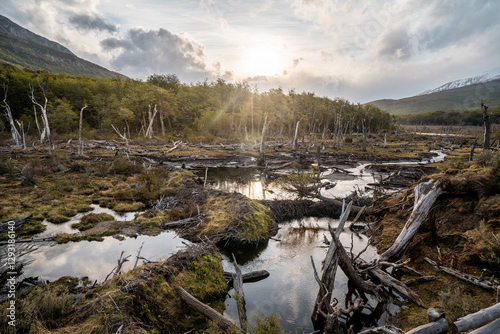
[[0, 64, 392, 143]]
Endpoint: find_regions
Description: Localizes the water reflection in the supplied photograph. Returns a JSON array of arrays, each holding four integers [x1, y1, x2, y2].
[[37, 204, 142, 238], [194, 167, 285, 200], [222, 217, 378, 333], [22, 231, 186, 282]]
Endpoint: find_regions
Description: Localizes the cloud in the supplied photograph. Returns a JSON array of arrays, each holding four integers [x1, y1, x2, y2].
[[101, 27, 212, 81], [70, 13, 118, 33]]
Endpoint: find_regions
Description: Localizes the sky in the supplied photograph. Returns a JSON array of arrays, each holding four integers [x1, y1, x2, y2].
[[1, 0, 499, 103]]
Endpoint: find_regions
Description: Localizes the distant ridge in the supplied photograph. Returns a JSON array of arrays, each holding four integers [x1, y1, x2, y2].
[[0, 14, 124, 79]]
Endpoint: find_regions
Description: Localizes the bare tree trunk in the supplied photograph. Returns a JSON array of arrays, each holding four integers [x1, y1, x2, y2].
[[29, 83, 53, 151], [16, 120, 26, 150], [380, 179, 444, 263], [78, 105, 87, 157], [312, 201, 351, 323], [2, 85, 21, 146], [481, 101, 490, 150], [111, 124, 130, 154], [292, 120, 300, 151], [145, 104, 158, 139], [258, 114, 268, 166]]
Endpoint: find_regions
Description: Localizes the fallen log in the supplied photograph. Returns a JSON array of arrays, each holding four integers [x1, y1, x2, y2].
[[380, 179, 445, 263], [357, 325, 404, 333], [451, 302, 500, 333], [406, 317, 448, 334], [176, 287, 237, 332], [469, 317, 500, 334], [404, 308, 448, 334], [424, 257, 496, 291]]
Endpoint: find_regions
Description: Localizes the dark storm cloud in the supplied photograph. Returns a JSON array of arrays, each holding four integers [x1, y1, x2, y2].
[[70, 13, 118, 33], [101, 27, 210, 80]]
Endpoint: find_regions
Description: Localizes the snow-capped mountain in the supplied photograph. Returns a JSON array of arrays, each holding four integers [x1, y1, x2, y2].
[[419, 66, 500, 95]]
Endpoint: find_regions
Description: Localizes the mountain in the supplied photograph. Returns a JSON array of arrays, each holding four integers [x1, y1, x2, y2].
[[368, 73, 500, 115], [0, 15, 124, 79], [419, 67, 500, 95]]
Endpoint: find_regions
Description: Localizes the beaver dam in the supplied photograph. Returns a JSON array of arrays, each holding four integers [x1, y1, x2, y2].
[[1, 137, 499, 334]]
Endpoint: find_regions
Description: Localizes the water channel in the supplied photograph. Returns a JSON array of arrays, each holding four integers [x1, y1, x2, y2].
[[17, 151, 446, 331]]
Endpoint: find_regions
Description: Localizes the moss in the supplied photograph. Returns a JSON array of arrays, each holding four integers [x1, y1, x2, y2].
[[240, 200, 275, 242]]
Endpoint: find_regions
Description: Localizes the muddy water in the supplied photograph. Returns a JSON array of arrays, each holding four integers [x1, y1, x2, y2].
[[221, 217, 378, 332]]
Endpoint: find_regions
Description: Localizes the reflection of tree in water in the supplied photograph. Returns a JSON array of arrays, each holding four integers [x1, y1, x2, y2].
[[280, 222, 326, 246]]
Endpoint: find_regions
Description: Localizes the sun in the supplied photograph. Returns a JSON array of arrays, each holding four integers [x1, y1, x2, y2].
[[244, 46, 280, 76]]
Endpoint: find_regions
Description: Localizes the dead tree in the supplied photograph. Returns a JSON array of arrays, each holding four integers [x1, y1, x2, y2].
[[311, 201, 352, 324], [379, 179, 445, 263], [78, 105, 87, 157], [292, 120, 300, 151], [481, 100, 490, 150], [145, 104, 158, 139], [29, 82, 53, 150], [258, 114, 268, 166], [111, 124, 130, 154], [2, 84, 21, 147]]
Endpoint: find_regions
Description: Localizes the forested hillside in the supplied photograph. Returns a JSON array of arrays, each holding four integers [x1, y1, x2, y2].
[[0, 64, 392, 143]]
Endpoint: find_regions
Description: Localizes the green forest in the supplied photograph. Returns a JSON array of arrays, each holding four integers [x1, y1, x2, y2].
[[0, 63, 393, 143]]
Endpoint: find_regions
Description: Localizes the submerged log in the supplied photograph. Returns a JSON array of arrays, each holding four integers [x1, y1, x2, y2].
[[451, 302, 500, 333], [380, 179, 445, 263], [176, 287, 237, 332]]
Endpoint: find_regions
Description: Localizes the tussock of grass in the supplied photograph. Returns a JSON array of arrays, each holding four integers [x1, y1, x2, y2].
[[71, 212, 114, 231]]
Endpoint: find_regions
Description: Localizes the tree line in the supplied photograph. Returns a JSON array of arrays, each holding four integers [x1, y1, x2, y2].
[[0, 63, 394, 144]]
